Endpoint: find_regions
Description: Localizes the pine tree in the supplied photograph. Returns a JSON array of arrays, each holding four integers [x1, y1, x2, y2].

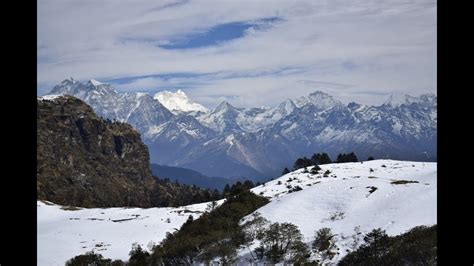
[[312, 227, 338, 262], [282, 167, 291, 175], [348, 152, 358, 162], [223, 184, 231, 195], [321, 153, 332, 164], [256, 222, 309, 264], [311, 153, 332, 165], [128, 243, 150, 266]]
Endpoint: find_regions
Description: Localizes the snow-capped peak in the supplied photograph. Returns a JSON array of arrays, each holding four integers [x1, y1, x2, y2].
[[61, 77, 78, 84], [88, 79, 104, 86], [295, 90, 342, 109], [154, 90, 208, 114], [213, 101, 239, 113], [277, 99, 297, 114], [383, 93, 410, 106], [383, 93, 435, 107], [176, 89, 186, 96]]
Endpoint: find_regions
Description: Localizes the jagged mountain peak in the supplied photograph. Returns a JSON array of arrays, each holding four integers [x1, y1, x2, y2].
[[295, 90, 342, 109], [419, 93, 437, 104], [61, 77, 78, 84], [87, 79, 105, 86], [176, 89, 186, 96], [383, 92, 436, 107], [50, 78, 117, 96], [50, 78, 87, 96], [277, 98, 297, 111], [383, 93, 411, 106], [213, 101, 239, 113]]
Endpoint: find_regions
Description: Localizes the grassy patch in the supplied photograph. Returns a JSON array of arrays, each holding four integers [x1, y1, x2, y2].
[[390, 180, 419, 185], [60, 205, 83, 211], [40, 200, 55, 205]]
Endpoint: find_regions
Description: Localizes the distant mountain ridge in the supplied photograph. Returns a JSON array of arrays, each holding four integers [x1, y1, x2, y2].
[[150, 164, 232, 191], [45, 78, 436, 181]]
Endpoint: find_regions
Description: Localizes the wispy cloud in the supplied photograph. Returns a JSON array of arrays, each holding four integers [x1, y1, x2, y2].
[[38, 0, 436, 107]]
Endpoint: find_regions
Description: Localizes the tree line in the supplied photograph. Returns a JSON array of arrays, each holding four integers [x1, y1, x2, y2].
[[282, 152, 374, 175]]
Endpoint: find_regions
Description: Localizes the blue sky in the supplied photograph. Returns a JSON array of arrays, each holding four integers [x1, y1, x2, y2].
[[159, 17, 281, 49], [37, 0, 436, 108]]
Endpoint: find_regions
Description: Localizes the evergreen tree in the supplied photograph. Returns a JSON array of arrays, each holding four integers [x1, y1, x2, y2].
[[128, 243, 150, 266], [336, 152, 359, 163], [311, 153, 332, 165], [223, 184, 231, 195], [339, 226, 438, 265], [367, 156, 375, 161], [184, 215, 194, 226], [320, 153, 332, 164], [282, 167, 291, 175], [312, 227, 338, 262], [243, 180, 255, 189], [347, 152, 358, 162], [151, 191, 269, 265], [256, 222, 309, 264], [66, 251, 113, 266], [362, 228, 390, 258], [293, 157, 313, 170]]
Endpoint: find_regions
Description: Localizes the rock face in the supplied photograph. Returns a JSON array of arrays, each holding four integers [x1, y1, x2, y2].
[[37, 95, 156, 207]]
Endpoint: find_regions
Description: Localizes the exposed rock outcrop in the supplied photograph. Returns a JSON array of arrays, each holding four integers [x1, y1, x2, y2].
[[37, 95, 219, 207]]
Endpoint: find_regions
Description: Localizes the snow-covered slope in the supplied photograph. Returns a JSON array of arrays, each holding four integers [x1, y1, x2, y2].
[[154, 89, 208, 114], [37, 199, 225, 266], [37, 160, 435, 265], [243, 159, 436, 263]]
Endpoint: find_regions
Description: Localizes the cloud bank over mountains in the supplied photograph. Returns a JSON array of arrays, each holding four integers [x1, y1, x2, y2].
[[38, 0, 436, 108]]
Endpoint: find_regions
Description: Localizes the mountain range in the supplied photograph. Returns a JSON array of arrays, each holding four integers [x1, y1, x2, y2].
[[45, 78, 437, 181]]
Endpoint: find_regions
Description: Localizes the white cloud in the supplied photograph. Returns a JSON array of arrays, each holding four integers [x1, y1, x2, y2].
[[38, 0, 436, 107]]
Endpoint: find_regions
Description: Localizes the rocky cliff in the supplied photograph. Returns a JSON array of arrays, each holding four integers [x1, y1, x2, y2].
[[37, 95, 219, 207]]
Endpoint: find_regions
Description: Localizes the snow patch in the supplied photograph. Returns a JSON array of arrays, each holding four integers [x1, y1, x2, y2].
[[89, 79, 104, 86], [154, 90, 208, 114], [39, 94, 63, 101]]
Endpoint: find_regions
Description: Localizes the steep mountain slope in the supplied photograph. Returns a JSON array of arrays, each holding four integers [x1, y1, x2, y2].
[[37, 95, 220, 208], [37, 95, 156, 207], [44, 79, 437, 181]]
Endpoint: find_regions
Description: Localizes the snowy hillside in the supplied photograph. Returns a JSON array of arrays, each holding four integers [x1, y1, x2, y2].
[[37, 160, 435, 265], [37, 199, 224, 266], [243, 159, 436, 263]]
